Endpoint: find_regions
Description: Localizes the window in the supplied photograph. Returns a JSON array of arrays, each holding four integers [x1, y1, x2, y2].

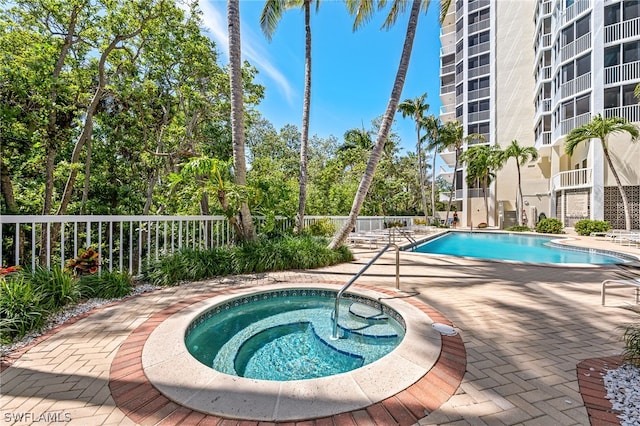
[[576, 15, 590, 39], [562, 26, 574, 45], [575, 95, 590, 116], [562, 63, 574, 82], [469, 77, 489, 91], [468, 100, 489, 113], [604, 46, 620, 67], [456, 105, 463, 118], [468, 54, 489, 68], [562, 100, 574, 119], [456, 84, 464, 96], [456, 41, 463, 53], [623, 40, 640, 63], [624, 0, 640, 20], [456, 62, 464, 75], [456, 19, 464, 32], [604, 87, 620, 108], [623, 84, 637, 106], [469, 30, 490, 46], [605, 3, 620, 26], [576, 54, 591, 76]]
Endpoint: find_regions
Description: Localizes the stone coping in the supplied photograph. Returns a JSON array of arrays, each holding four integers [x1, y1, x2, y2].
[[141, 283, 442, 422]]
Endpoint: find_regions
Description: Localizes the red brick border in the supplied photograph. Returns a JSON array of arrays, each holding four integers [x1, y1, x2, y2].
[[109, 284, 467, 425], [576, 356, 624, 426]]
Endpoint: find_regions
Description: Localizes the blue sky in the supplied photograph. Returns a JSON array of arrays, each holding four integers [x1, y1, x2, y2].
[[199, 0, 443, 157]]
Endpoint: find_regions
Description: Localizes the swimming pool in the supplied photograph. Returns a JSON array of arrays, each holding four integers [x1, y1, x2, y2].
[[413, 232, 626, 264]]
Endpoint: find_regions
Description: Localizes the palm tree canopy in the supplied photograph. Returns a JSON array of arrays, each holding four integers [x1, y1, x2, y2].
[[398, 93, 429, 121], [346, 0, 431, 31], [565, 114, 639, 155], [504, 139, 538, 165], [260, 0, 320, 40]]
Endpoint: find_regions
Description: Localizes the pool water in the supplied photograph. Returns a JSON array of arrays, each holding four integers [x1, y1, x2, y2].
[[185, 291, 405, 381], [414, 232, 624, 264]]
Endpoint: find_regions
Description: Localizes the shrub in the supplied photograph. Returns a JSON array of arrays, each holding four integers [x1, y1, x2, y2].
[[505, 225, 531, 232], [78, 271, 134, 299], [65, 247, 100, 277], [30, 266, 79, 311], [535, 218, 564, 234], [413, 218, 427, 225], [621, 323, 640, 367], [0, 275, 47, 342], [305, 218, 335, 237], [574, 219, 611, 236]]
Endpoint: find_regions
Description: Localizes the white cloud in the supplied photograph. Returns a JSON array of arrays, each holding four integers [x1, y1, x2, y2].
[[198, 1, 296, 104]]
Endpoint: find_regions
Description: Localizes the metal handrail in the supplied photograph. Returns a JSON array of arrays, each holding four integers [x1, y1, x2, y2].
[[332, 243, 400, 340]]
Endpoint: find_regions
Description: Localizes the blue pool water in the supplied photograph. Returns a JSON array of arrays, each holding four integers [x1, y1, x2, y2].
[[185, 290, 405, 381], [414, 232, 624, 264]]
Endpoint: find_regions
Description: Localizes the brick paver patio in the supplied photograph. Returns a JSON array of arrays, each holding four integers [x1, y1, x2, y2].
[[1, 233, 639, 425]]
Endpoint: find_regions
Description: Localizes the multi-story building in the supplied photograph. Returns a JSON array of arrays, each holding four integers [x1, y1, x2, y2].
[[439, 0, 640, 230]]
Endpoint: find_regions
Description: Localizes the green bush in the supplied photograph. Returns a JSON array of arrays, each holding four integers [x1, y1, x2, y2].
[[505, 225, 531, 232], [0, 275, 48, 342], [535, 218, 564, 234], [574, 219, 611, 236], [305, 218, 336, 237], [142, 235, 354, 287], [30, 266, 79, 311], [621, 323, 640, 367], [78, 271, 134, 299]]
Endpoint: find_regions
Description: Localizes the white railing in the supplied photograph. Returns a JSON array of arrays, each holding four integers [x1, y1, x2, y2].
[[534, 98, 552, 123], [560, 112, 591, 135], [468, 87, 490, 100], [469, 64, 490, 79], [604, 60, 640, 85], [468, 19, 490, 35], [535, 131, 552, 148], [535, 33, 552, 50], [468, 0, 490, 12], [441, 63, 456, 75], [468, 110, 490, 123], [563, 0, 590, 25], [440, 43, 455, 57], [604, 104, 640, 123], [467, 188, 491, 198], [561, 33, 591, 61], [0, 215, 417, 275], [468, 40, 490, 56], [561, 72, 591, 98], [536, 0, 552, 21], [551, 168, 592, 190], [605, 16, 640, 43], [441, 83, 456, 95], [536, 65, 552, 82]]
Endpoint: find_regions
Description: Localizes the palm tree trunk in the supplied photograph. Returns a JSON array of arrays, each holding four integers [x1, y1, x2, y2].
[[228, 0, 255, 241], [602, 142, 632, 230], [328, 0, 421, 249], [431, 146, 437, 219], [483, 178, 489, 224], [445, 147, 459, 226], [295, 0, 312, 235], [416, 128, 428, 223], [516, 162, 523, 226]]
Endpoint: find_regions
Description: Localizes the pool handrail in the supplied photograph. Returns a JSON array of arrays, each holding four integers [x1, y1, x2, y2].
[[332, 243, 400, 340]]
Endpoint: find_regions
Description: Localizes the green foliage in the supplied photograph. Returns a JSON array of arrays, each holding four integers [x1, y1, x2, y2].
[[621, 322, 640, 367], [535, 218, 564, 234], [0, 275, 47, 342], [574, 219, 611, 236], [505, 225, 531, 232], [78, 271, 133, 299], [305, 218, 336, 237], [30, 266, 79, 311], [142, 235, 353, 287]]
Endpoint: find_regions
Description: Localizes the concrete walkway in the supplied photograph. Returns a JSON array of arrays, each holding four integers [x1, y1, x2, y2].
[[1, 233, 639, 425]]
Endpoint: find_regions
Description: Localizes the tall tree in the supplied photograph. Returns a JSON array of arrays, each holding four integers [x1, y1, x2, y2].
[[260, 0, 318, 234], [503, 140, 538, 226], [421, 114, 442, 218], [398, 93, 429, 223], [329, 0, 430, 249], [228, 0, 256, 241], [565, 114, 639, 230], [460, 144, 504, 225]]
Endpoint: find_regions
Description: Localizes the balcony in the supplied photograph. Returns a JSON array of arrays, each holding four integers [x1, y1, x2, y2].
[[604, 104, 640, 123], [468, 19, 490, 35], [468, 87, 490, 101], [560, 72, 591, 98], [534, 33, 552, 51], [534, 98, 552, 123], [551, 168, 592, 191], [440, 83, 455, 96], [441, 62, 456, 76], [439, 149, 456, 168], [534, 131, 552, 150], [561, 33, 591, 62], [604, 60, 640, 85], [441, 25, 456, 50], [468, 110, 490, 123], [605, 17, 640, 44], [440, 43, 455, 57], [562, 0, 590, 25], [535, 0, 552, 23], [468, 0, 490, 12], [469, 64, 490, 79], [468, 41, 490, 56], [535, 65, 552, 83], [560, 112, 591, 136]]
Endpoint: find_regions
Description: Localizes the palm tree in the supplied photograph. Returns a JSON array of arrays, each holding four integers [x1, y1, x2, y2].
[[228, 0, 256, 241], [460, 144, 504, 225], [260, 0, 318, 234], [422, 114, 442, 219], [328, 0, 429, 249], [398, 93, 430, 223], [565, 114, 639, 230], [504, 140, 538, 226]]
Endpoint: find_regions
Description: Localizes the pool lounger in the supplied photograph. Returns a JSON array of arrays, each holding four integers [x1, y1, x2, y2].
[[601, 277, 640, 305]]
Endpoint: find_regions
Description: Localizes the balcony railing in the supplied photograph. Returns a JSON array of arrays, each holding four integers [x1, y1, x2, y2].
[[469, 64, 490, 79], [535, 131, 552, 149], [468, 19, 490, 35], [468, 0, 490, 12], [535, 33, 552, 51], [440, 43, 455, 56], [468, 40, 490, 56], [536, 0, 552, 23], [441, 83, 456, 95], [561, 33, 591, 61], [468, 87, 490, 100], [536, 65, 552, 82], [468, 110, 490, 123], [604, 60, 640, 84], [534, 99, 552, 122], [605, 16, 640, 44], [441, 63, 456, 75], [551, 168, 592, 191], [562, 0, 590, 25], [560, 72, 591, 98], [560, 112, 591, 136], [604, 104, 640, 123]]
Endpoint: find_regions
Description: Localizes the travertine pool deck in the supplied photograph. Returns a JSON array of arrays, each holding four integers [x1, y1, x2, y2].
[[1, 232, 639, 425]]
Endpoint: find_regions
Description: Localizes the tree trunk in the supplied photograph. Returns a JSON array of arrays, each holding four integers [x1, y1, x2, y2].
[[295, 0, 312, 235], [329, 0, 421, 249], [516, 162, 523, 226], [431, 146, 437, 219], [416, 127, 428, 223], [80, 137, 92, 214], [483, 178, 489, 224], [228, 0, 255, 241], [445, 146, 459, 226], [0, 158, 17, 214], [602, 140, 632, 230]]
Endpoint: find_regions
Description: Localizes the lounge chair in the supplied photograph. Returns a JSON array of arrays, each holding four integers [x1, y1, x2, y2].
[[601, 275, 640, 305]]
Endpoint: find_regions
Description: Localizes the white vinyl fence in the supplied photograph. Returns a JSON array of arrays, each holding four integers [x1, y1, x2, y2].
[[0, 215, 414, 276]]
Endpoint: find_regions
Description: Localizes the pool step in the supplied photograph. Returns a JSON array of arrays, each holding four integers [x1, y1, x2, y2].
[[348, 302, 389, 321]]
